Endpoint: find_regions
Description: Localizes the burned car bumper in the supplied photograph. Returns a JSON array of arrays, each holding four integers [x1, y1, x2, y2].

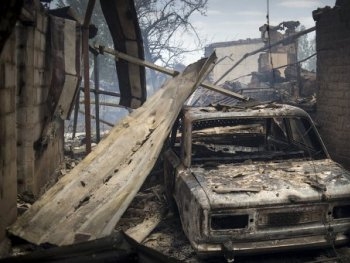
[[195, 233, 349, 255], [190, 206, 350, 255]]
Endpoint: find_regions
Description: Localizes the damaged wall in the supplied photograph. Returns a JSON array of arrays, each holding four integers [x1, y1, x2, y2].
[[205, 22, 299, 86], [314, 0, 350, 169], [16, 3, 65, 197], [0, 31, 17, 255], [258, 22, 299, 79], [0, 0, 81, 253], [205, 39, 264, 84]]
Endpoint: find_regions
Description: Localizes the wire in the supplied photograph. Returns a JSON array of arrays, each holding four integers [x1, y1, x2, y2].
[[266, 0, 269, 29], [231, 52, 317, 81], [266, 0, 275, 87]]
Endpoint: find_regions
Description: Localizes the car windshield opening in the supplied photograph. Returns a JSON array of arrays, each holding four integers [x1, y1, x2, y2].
[[191, 117, 326, 164]]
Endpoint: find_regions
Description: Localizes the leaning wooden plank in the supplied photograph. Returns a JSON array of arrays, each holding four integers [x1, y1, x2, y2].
[[9, 53, 217, 246]]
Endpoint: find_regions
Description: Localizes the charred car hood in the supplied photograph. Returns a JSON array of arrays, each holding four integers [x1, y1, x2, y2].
[[190, 159, 350, 209]]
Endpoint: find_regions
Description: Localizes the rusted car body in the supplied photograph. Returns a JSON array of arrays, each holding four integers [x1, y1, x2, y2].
[[163, 103, 350, 257]]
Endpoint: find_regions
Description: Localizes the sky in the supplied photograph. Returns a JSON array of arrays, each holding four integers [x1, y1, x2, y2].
[[183, 0, 336, 63]]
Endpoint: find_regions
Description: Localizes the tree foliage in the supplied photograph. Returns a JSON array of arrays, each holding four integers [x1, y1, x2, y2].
[[298, 25, 316, 72]]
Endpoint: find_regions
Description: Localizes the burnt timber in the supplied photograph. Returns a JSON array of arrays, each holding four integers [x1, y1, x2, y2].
[[9, 53, 217, 246]]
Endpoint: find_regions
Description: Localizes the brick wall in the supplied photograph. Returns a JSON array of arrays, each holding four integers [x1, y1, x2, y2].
[[314, 2, 350, 169], [0, 32, 17, 256]]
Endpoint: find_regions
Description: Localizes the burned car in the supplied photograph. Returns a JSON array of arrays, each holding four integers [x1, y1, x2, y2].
[[163, 103, 350, 258]]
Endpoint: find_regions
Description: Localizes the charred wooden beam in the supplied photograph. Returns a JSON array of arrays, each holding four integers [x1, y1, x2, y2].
[[0, 232, 177, 263], [82, 0, 96, 154]]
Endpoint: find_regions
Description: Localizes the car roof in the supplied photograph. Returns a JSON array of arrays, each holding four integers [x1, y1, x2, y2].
[[182, 103, 311, 122]]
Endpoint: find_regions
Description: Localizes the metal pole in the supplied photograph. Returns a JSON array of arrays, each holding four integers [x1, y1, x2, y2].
[[93, 52, 100, 142], [72, 89, 80, 139], [82, 0, 96, 154], [80, 101, 130, 109], [93, 44, 179, 77], [93, 44, 249, 101], [79, 87, 121, 98], [78, 110, 114, 127]]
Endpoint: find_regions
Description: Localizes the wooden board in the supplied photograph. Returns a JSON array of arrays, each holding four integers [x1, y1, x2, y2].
[[125, 214, 162, 243], [9, 54, 216, 246]]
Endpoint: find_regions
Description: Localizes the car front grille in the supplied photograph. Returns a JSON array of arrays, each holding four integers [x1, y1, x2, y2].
[[258, 205, 325, 228], [211, 214, 249, 230]]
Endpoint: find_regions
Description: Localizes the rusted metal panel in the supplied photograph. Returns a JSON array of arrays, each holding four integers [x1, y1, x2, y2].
[[100, 0, 146, 109]]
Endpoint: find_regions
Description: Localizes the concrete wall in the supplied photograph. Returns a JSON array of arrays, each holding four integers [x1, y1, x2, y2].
[[258, 26, 298, 81], [205, 39, 264, 84], [16, 7, 63, 197], [314, 2, 350, 169], [0, 32, 17, 256], [259, 52, 289, 77], [0, 2, 65, 254], [16, 5, 64, 197], [205, 29, 298, 86]]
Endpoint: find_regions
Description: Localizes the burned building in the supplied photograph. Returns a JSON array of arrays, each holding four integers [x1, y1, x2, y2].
[[258, 21, 300, 79], [0, 0, 148, 254], [204, 21, 300, 86], [314, 0, 350, 169], [1, 0, 350, 260], [205, 38, 264, 84], [0, 0, 81, 254]]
